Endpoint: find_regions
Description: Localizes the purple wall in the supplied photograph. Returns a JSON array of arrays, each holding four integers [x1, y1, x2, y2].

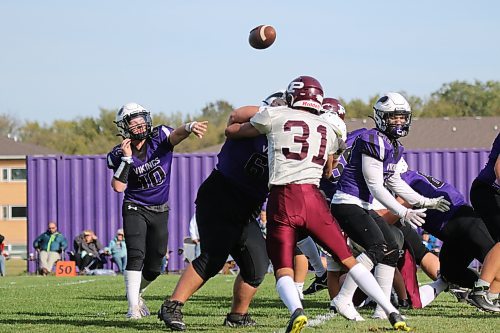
[[27, 149, 490, 273], [27, 153, 217, 273]]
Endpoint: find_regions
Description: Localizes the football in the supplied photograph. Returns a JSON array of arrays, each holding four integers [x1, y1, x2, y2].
[[248, 25, 276, 49]]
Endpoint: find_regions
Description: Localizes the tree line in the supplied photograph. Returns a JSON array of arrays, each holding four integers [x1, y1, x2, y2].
[[1, 80, 500, 155]]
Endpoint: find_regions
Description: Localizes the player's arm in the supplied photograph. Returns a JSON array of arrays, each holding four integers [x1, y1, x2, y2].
[[227, 106, 260, 126], [169, 120, 208, 146], [111, 139, 132, 193], [323, 155, 335, 179], [375, 196, 412, 224], [226, 107, 271, 139], [362, 154, 427, 228]]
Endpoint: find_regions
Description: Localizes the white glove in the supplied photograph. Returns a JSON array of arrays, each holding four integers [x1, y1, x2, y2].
[[402, 208, 427, 228], [422, 196, 451, 212]]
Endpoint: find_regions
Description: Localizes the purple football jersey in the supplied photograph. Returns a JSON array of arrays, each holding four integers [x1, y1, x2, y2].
[[320, 128, 367, 200], [216, 135, 269, 202], [107, 125, 175, 206], [336, 128, 404, 203], [401, 170, 467, 238], [476, 133, 500, 187]]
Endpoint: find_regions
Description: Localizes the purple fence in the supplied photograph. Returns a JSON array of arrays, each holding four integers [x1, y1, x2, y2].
[[26, 148, 490, 273]]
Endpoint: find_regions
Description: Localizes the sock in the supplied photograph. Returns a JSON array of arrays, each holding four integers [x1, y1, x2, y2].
[[419, 277, 448, 308], [373, 264, 396, 317], [276, 275, 303, 314], [125, 270, 142, 308], [475, 279, 490, 288], [348, 263, 398, 315], [297, 237, 326, 277], [295, 282, 304, 299], [336, 253, 374, 304], [139, 275, 153, 295]]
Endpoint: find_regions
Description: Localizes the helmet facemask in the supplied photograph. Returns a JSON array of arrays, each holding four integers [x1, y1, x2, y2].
[[374, 110, 412, 139], [116, 111, 152, 140]]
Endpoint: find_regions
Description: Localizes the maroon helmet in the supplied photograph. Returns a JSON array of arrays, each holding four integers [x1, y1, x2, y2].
[[285, 76, 324, 113], [321, 97, 346, 120]]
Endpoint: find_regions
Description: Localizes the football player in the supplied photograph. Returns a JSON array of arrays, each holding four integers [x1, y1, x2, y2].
[[226, 76, 410, 333], [158, 92, 286, 331], [107, 103, 207, 319], [470, 132, 500, 242], [330, 93, 451, 321]]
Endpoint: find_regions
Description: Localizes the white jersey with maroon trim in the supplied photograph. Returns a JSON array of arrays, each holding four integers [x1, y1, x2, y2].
[[250, 106, 340, 186]]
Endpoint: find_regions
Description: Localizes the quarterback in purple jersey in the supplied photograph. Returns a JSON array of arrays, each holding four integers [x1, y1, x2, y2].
[[330, 93, 451, 321], [470, 132, 500, 242], [226, 77, 410, 332], [107, 102, 207, 320], [158, 93, 285, 331]]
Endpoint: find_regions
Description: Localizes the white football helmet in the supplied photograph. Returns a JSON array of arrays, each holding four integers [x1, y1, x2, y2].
[[261, 90, 286, 107], [373, 92, 412, 138], [115, 102, 152, 140], [320, 112, 347, 141]]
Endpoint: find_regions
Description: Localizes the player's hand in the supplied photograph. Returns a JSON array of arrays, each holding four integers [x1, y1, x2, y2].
[[422, 196, 451, 212], [403, 208, 427, 228], [120, 139, 132, 157], [190, 121, 208, 139]]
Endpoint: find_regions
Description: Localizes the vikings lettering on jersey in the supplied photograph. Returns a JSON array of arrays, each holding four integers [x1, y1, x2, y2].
[[216, 135, 269, 202], [250, 106, 339, 186], [476, 133, 500, 188], [107, 125, 174, 206], [319, 128, 366, 201], [336, 128, 404, 203], [401, 170, 466, 238]]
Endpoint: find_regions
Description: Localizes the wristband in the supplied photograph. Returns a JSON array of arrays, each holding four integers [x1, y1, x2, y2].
[[114, 161, 131, 183], [121, 156, 133, 164], [184, 121, 197, 133]]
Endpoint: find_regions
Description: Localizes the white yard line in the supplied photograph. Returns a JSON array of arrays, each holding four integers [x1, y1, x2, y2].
[[0, 278, 96, 289]]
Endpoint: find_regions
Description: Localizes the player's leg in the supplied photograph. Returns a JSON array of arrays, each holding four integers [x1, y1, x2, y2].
[[224, 219, 269, 327], [298, 236, 328, 295], [310, 195, 408, 330], [266, 185, 307, 333], [122, 203, 148, 319], [140, 207, 169, 316]]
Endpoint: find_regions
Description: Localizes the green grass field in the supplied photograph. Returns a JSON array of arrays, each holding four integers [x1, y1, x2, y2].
[[0, 271, 499, 333]]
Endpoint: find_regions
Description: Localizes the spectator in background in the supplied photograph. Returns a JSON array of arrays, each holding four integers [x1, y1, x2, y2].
[[188, 215, 201, 259], [0, 234, 7, 276], [107, 229, 127, 273], [74, 230, 106, 272], [33, 222, 67, 276]]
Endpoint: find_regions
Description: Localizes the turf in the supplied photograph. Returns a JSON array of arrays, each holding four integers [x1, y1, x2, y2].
[[0, 273, 498, 332]]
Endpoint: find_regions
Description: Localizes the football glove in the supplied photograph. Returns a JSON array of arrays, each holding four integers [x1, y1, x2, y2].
[[422, 196, 451, 212], [402, 208, 427, 229]]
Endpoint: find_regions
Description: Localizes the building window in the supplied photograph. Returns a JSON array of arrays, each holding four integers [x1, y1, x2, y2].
[[0, 168, 27, 182], [0, 206, 27, 220]]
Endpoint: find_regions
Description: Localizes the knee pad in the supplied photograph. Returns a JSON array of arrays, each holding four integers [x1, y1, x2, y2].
[[142, 269, 160, 282], [126, 248, 144, 271], [381, 249, 400, 267], [241, 273, 265, 288], [192, 253, 226, 281], [365, 243, 387, 266]]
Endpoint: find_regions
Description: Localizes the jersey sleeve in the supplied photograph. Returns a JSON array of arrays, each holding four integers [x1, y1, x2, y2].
[[107, 145, 122, 170], [158, 125, 175, 151], [250, 106, 273, 134], [357, 131, 388, 162]]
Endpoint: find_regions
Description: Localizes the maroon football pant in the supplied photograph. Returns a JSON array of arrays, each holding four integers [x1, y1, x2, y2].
[[266, 184, 352, 272]]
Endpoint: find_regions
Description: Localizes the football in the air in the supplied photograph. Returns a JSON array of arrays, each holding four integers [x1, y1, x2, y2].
[[249, 25, 276, 49]]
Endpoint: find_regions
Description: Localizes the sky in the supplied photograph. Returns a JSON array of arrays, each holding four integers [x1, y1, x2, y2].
[[1, 1, 499, 124]]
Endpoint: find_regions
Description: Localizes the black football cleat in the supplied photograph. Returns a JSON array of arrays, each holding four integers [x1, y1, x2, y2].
[[285, 308, 307, 333], [467, 286, 500, 313], [303, 272, 328, 295], [223, 313, 257, 327], [389, 312, 411, 331], [158, 299, 186, 331]]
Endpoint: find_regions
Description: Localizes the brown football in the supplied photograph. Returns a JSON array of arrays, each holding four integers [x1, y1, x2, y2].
[[248, 25, 276, 49]]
